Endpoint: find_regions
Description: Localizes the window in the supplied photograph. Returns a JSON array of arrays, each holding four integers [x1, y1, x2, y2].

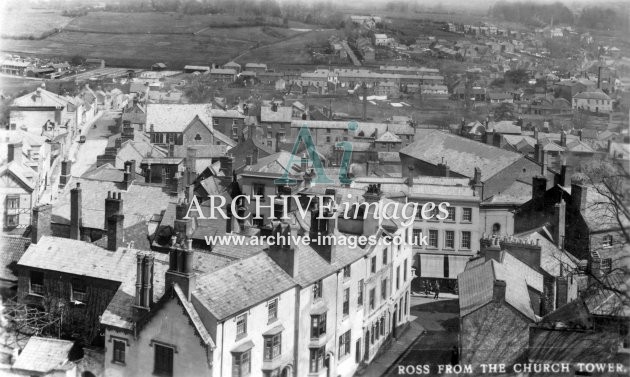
[[310, 314, 326, 338], [429, 230, 438, 248], [264, 334, 281, 360], [415, 204, 423, 219], [404, 259, 408, 282], [326, 136, 331, 143], [357, 280, 364, 306], [253, 216, 264, 228], [446, 207, 456, 221], [381, 279, 387, 299], [462, 208, 472, 222], [412, 229, 422, 246], [252, 183, 265, 198], [112, 339, 125, 364], [382, 248, 388, 265], [429, 207, 439, 221], [461, 231, 471, 249], [268, 298, 278, 322], [232, 350, 251, 377], [154, 344, 174, 377], [492, 223, 501, 235], [369, 288, 375, 310], [396, 266, 401, 290], [371, 256, 377, 273], [602, 235, 613, 248], [343, 265, 351, 279], [445, 231, 455, 249], [267, 131, 272, 139], [355, 339, 362, 363], [30, 271, 44, 296], [342, 288, 350, 316], [5, 196, 19, 227], [236, 313, 247, 337], [71, 278, 87, 302], [312, 280, 323, 300], [600, 258, 612, 273], [309, 347, 325, 373], [263, 369, 280, 377], [267, 140, 272, 147], [338, 330, 351, 358], [194, 133, 202, 141]]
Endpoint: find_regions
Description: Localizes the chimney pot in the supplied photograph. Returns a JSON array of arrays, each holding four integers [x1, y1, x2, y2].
[[493, 279, 506, 302]]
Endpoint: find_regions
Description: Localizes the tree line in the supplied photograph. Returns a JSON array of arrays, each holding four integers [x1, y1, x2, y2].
[[491, 1, 629, 31]]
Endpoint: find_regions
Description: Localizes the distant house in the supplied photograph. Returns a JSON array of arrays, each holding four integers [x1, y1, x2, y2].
[[209, 68, 237, 82], [259, 104, 292, 152], [488, 92, 514, 104], [183, 65, 210, 73], [222, 61, 241, 73], [373, 33, 389, 46], [151, 62, 167, 71], [0, 59, 32, 76], [572, 90, 613, 113], [244, 63, 267, 73]]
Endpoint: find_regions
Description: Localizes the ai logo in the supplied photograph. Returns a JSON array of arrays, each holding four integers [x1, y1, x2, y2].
[[274, 121, 357, 186]]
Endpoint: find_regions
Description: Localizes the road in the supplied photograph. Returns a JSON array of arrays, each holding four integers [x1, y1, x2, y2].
[[382, 296, 460, 376], [71, 110, 120, 177]]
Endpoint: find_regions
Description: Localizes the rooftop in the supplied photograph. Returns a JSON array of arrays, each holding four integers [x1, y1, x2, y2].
[[12, 337, 75, 374], [146, 103, 213, 133], [400, 129, 523, 181]]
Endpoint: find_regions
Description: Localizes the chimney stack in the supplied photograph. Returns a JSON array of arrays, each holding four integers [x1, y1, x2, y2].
[[480, 237, 502, 262], [104, 192, 123, 230], [174, 200, 196, 237], [554, 199, 566, 249], [7, 143, 22, 165], [134, 253, 154, 311], [437, 158, 450, 177], [123, 160, 136, 189], [266, 224, 300, 278], [493, 280, 506, 302], [107, 214, 124, 251], [165, 239, 196, 300], [560, 130, 567, 148], [570, 182, 588, 212], [59, 159, 72, 189], [219, 155, 233, 176], [532, 175, 547, 210], [31, 204, 52, 244], [471, 167, 483, 197], [70, 183, 82, 240]]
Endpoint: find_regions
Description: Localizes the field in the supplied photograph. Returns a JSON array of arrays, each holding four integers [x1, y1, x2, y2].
[[0, 8, 73, 39], [0, 11, 335, 68], [0, 75, 45, 96]]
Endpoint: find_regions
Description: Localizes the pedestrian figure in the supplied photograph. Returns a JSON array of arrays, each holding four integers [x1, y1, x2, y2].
[[433, 282, 440, 300], [450, 345, 459, 365]]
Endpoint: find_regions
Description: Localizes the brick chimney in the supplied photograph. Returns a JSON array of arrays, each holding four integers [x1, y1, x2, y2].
[[7, 143, 22, 164], [59, 159, 72, 189], [571, 183, 588, 212], [165, 239, 196, 300], [532, 174, 547, 210], [107, 214, 124, 251], [174, 199, 196, 237], [560, 130, 567, 148], [134, 253, 154, 311], [480, 236, 502, 262], [471, 167, 482, 197], [123, 160, 136, 189], [266, 223, 300, 278], [31, 204, 52, 244], [554, 199, 566, 249], [104, 191, 123, 230], [219, 155, 233, 176], [437, 157, 450, 177], [252, 147, 259, 165], [493, 279, 506, 302], [70, 183, 82, 240]]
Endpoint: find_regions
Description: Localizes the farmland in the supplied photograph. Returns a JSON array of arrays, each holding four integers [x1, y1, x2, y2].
[[0, 8, 72, 39], [0, 11, 336, 68]]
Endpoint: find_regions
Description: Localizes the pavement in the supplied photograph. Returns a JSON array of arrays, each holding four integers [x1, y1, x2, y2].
[[360, 294, 460, 377]]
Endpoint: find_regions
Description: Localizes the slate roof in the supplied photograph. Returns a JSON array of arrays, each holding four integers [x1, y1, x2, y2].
[[12, 337, 74, 374], [51, 179, 173, 231], [573, 90, 611, 100], [400, 129, 523, 181], [81, 163, 125, 182], [0, 236, 30, 281], [146, 104, 213, 133], [291, 120, 415, 136], [193, 252, 296, 320], [242, 151, 303, 176], [260, 106, 292, 123], [488, 120, 521, 134], [210, 109, 245, 119], [375, 131, 401, 143], [11, 88, 69, 108], [458, 258, 537, 321], [351, 176, 477, 201]]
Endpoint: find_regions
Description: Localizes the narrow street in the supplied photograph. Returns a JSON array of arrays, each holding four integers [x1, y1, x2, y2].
[[70, 110, 120, 177], [382, 296, 460, 376]]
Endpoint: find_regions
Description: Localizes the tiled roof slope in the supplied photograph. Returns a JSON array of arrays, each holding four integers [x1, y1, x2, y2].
[[401, 129, 523, 181], [458, 258, 537, 321], [146, 104, 213, 133]]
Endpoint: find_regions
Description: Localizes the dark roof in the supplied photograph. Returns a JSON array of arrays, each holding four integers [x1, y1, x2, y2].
[[0, 236, 30, 281], [12, 337, 75, 374], [193, 252, 296, 320]]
